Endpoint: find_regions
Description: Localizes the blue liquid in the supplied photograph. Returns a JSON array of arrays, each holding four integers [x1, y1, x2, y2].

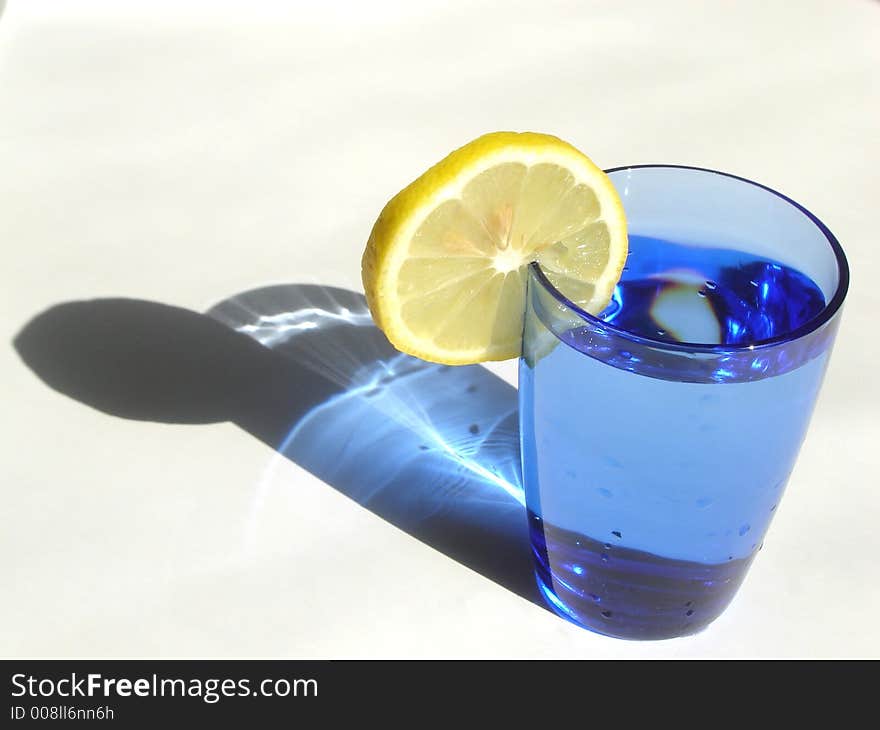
[[521, 235, 830, 639], [604, 236, 825, 346]]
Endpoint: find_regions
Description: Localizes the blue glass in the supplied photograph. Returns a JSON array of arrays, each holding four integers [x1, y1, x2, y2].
[[520, 165, 849, 640]]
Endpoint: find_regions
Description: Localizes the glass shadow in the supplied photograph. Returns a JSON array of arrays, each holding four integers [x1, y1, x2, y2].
[[14, 285, 539, 607]]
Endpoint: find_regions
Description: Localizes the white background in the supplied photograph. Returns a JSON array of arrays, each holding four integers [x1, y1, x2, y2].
[[2, 0, 878, 658]]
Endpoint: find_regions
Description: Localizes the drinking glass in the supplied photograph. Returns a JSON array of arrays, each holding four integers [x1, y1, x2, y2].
[[519, 165, 849, 639]]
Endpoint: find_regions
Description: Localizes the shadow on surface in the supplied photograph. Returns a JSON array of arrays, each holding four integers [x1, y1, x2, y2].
[[13, 285, 539, 606]]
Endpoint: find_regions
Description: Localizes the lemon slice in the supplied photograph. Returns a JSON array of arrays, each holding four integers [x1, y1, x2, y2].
[[362, 131, 627, 364]]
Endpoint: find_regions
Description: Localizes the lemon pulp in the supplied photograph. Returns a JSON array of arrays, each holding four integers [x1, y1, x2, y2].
[[362, 131, 628, 364]]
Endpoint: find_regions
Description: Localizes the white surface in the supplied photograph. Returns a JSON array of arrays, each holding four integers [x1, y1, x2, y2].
[[2, 0, 879, 658]]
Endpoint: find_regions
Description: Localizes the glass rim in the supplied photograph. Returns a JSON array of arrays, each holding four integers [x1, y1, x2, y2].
[[531, 163, 850, 354]]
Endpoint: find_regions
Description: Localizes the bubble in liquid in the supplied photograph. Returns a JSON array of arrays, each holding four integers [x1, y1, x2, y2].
[[600, 552, 610, 563], [686, 609, 695, 617], [468, 424, 480, 435], [611, 530, 622, 539], [601, 610, 613, 618], [704, 280, 717, 290], [739, 524, 751, 536]]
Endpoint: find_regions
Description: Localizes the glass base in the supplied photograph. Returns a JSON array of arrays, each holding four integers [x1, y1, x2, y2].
[[530, 512, 754, 640]]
